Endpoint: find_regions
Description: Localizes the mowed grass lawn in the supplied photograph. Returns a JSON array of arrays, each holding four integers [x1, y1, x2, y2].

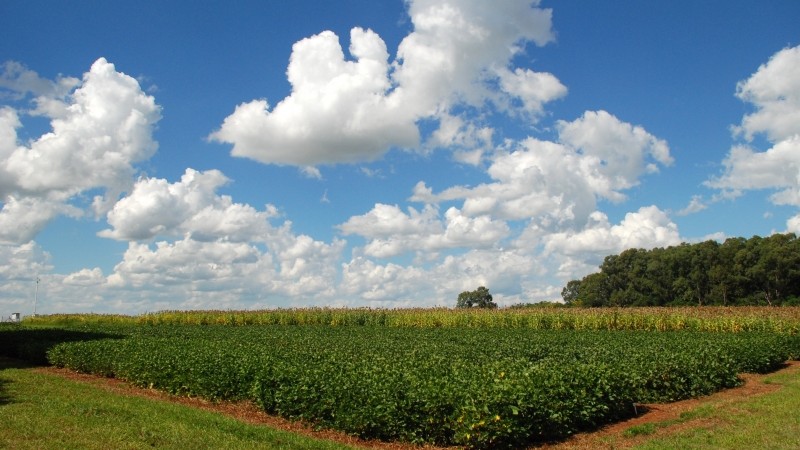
[[0, 357, 354, 450], [553, 361, 800, 450], [2, 355, 800, 449]]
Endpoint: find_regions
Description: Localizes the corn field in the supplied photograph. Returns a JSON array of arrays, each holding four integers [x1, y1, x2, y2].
[[24, 306, 800, 333]]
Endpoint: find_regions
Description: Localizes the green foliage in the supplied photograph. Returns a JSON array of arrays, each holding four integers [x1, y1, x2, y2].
[[457, 286, 497, 309], [0, 326, 121, 365], [0, 358, 353, 450], [561, 280, 581, 305], [42, 324, 800, 449], [564, 233, 800, 307], [507, 301, 567, 309]]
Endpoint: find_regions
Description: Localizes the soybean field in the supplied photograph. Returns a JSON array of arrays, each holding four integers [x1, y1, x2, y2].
[[3, 307, 800, 449]]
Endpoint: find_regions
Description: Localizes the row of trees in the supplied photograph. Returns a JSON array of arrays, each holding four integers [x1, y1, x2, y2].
[[562, 233, 800, 307]]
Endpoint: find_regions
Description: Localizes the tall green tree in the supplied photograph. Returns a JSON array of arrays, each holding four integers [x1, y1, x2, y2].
[[754, 233, 800, 304], [577, 272, 611, 307], [688, 240, 719, 305], [561, 280, 581, 305], [456, 286, 497, 309]]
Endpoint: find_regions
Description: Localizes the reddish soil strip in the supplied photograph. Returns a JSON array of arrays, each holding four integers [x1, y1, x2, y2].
[[35, 361, 800, 450]]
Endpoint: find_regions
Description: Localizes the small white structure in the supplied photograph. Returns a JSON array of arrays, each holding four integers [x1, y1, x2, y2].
[[10, 312, 21, 323]]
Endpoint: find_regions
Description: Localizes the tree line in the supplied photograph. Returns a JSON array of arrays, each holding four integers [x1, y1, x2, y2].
[[561, 233, 800, 307]]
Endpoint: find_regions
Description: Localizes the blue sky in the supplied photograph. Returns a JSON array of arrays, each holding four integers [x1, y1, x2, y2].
[[1, 0, 798, 314]]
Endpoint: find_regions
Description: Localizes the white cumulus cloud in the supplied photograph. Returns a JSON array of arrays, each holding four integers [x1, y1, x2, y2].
[[734, 45, 800, 142], [708, 138, 800, 204], [413, 111, 672, 228], [556, 110, 673, 201], [338, 203, 509, 258], [0, 241, 51, 281], [0, 58, 161, 244], [100, 168, 277, 242], [211, 0, 559, 167], [708, 45, 800, 219], [0, 241, 52, 312], [540, 206, 681, 278], [0, 196, 81, 244], [107, 233, 345, 303], [63, 267, 105, 286], [495, 67, 567, 117], [210, 28, 417, 166], [543, 206, 680, 257]]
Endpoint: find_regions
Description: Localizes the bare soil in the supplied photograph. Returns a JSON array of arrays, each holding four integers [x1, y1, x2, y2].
[[35, 361, 800, 450]]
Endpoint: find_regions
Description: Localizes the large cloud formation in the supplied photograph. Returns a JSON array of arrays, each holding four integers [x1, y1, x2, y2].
[[207, 0, 681, 307], [99, 168, 346, 301], [0, 58, 160, 244], [0, 0, 684, 313], [100, 168, 277, 242], [210, 0, 563, 166], [9, 2, 798, 313], [409, 110, 672, 227], [707, 45, 800, 232]]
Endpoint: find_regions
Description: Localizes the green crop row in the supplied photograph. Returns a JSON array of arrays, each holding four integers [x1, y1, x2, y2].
[[43, 325, 800, 449]]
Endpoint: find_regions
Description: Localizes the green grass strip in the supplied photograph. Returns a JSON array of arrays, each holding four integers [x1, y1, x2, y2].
[[0, 358, 353, 450], [630, 367, 800, 449]]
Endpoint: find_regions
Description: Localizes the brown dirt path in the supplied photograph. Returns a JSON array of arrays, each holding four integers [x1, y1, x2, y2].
[[34, 361, 800, 450]]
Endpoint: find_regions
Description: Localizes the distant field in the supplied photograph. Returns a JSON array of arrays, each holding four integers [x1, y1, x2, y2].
[[21, 305, 800, 332], [4, 307, 800, 449]]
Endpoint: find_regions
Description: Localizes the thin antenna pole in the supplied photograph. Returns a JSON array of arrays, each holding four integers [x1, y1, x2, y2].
[[34, 276, 40, 316]]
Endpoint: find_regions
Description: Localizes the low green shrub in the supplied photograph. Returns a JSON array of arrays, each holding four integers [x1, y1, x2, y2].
[[45, 326, 798, 449]]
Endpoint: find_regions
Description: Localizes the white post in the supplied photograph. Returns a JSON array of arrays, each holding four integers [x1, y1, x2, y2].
[[33, 276, 40, 316]]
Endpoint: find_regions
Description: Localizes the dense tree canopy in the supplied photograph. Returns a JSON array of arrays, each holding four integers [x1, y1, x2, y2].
[[456, 286, 497, 309], [562, 233, 800, 307]]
